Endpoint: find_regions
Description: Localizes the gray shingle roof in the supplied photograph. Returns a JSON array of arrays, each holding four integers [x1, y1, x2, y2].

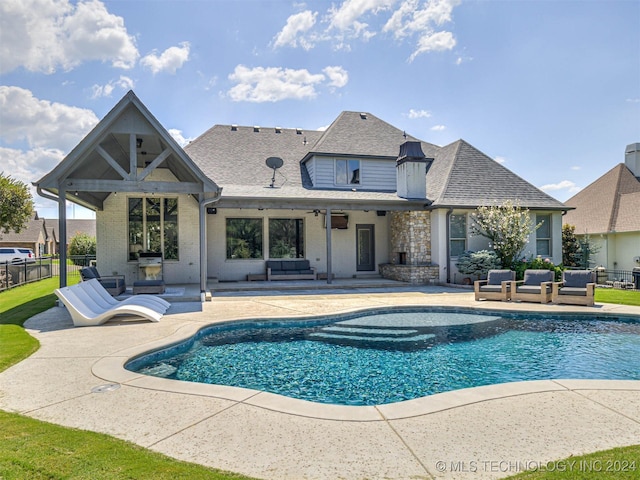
[[185, 111, 566, 211], [564, 163, 640, 233], [0, 218, 47, 243]]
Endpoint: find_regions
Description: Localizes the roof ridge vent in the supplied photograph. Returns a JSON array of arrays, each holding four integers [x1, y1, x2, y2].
[[296, 128, 303, 135], [253, 126, 260, 132], [360, 112, 367, 119], [231, 124, 238, 131], [275, 127, 282, 133]]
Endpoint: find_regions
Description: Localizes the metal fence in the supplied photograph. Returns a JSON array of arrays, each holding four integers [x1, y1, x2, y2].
[[0, 255, 96, 292], [595, 268, 639, 290]]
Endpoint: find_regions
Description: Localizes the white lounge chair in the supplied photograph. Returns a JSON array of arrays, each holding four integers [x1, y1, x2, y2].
[[55, 284, 162, 327], [81, 278, 169, 313]]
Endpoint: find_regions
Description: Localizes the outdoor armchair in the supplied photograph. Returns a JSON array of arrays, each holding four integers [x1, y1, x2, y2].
[[552, 270, 596, 307], [474, 269, 515, 301], [80, 266, 125, 296], [511, 269, 554, 304]]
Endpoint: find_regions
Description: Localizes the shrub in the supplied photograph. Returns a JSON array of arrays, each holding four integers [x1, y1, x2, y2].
[[513, 256, 563, 281], [455, 250, 501, 279], [68, 232, 96, 266]]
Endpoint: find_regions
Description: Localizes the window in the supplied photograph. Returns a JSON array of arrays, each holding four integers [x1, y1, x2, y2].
[[336, 159, 360, 185], [226, 218, 263, 259], [128, 197, 179, 261], [450, 214, 467, 257], [269, 218, 304, 258], [536, 214, 551, 257]]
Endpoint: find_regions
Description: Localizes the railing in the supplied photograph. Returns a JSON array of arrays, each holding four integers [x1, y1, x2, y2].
[[0, 254, 96, 292], [595, 269, 639, 290]]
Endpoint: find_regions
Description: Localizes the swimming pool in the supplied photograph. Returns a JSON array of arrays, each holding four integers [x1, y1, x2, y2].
[[126, 307, 640, 406]]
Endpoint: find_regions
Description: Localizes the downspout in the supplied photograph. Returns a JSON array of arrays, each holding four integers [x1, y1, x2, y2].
[[199, 191, 222, 301], [445, 208, 453, 284]]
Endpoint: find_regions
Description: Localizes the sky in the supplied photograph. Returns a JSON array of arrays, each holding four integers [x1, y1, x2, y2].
[[1, 0, 639, 219]]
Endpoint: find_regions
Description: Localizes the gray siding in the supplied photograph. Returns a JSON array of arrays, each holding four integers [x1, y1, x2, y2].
[[307, 155, 397, 191]]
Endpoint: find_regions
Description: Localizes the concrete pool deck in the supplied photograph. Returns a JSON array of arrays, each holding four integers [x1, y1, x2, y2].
[[1, 286, 639, 479]]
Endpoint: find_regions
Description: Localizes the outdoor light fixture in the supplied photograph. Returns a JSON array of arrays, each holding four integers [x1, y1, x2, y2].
[[136, 138, 143, 148]]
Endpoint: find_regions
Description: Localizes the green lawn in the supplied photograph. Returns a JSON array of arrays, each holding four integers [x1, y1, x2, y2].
[[1, 279, 638, 479]]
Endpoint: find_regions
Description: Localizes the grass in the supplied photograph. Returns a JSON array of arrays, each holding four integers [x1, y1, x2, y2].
[[1, 278, 638, 479], [595, 288, 640, 306]]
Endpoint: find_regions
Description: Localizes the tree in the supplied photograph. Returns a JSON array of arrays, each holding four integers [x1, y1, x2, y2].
[[470, 200, 539, 269], [455, 250, 501, 279], [0, 173, 34, 237], [562, 224, 581, 267]]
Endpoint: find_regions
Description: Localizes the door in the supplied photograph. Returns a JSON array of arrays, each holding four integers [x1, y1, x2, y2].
[[356, 224, 375, 271]]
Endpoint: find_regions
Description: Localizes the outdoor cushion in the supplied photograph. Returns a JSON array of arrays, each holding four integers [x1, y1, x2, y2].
[[282, 261, 298, 271], [294, 260, 309, 270], [80, 266, 100, 280], [479, 285, 505, 293], [486, 270, 514, 285], [563, 270, 594, 288], [557, 287, 587, 296], [266, 261, 282, 271], [523, 270, 554, 285], [516, 285, 551, 294]]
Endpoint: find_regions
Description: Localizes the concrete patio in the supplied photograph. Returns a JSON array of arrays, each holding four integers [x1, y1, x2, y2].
[[1, 285, 639, 479]]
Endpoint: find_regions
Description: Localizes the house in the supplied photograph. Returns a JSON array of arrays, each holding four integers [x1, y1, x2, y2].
[[43, 218, 96, 254], [0, 215, 51, 256], [35, 91, 567, 293], [563, 143, 640, 272]]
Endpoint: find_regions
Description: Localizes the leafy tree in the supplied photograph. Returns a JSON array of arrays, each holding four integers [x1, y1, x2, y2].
[[455, 250, 501, 279], [577, 234, 600, 269], [562, 224, 581, 267], [470, 200, 539, 269], [0, 173, 34, 237], [68, 232, 96, 265]]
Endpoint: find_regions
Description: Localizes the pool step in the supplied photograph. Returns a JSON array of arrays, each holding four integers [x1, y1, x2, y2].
[[309, 324, 434, 344]]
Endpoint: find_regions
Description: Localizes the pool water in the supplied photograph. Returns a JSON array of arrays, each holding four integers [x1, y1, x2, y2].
[[127, 309, 640, 406]]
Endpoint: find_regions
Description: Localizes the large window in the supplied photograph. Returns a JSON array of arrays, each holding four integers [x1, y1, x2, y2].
[[269, 219, 304, 258], [536, 214, 551, 257], [226, 218, 263, 259], [450, 214, 467, 257], [336, 159, 360, 185], [128, 197, 179, 261]]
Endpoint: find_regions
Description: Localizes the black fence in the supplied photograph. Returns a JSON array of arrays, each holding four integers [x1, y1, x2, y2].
[[595, 268, 640, 290], [0, 255, 96, 292]]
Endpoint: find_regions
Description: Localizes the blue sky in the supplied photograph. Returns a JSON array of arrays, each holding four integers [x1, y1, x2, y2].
[[1, 0, 638, 219]]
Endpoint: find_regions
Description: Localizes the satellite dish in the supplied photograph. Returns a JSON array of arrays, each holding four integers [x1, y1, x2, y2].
[[266, 157, 283, 169], [266, 157, 283, 187]]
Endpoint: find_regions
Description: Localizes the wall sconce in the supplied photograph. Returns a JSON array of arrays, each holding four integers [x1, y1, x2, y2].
[[136, 138, 143, 149]]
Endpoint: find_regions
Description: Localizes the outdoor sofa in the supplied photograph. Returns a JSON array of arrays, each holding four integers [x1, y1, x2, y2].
[[266, 259, 316, 281], [552, 270, 596, 307], [511, 269, 554, 304], [474, 269, 516, 301]]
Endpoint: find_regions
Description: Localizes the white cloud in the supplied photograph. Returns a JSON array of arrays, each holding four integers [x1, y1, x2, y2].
[[323, 66, 349, 87], [0, 86, 98, 151], [140, 42, 190, 75], [539, 180, 582, 194], [328, 0, 394, 32], [168, 129, 192, 147], [0, 0, 139, 74], [409, 30, 456, 61], [408, 109, 431, 119], [227, 65, 346, 102], [571, 166, 581, 171], [273, 10, 317, 50], [494, 156, 507, 164], [91, 76, 134, 98], [430, 124, 446, 131]]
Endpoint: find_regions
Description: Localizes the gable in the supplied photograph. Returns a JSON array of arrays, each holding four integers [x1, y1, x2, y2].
[[35, 91, 219, 211]]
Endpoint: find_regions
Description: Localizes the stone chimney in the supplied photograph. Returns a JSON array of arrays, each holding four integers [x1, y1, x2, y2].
[[396, 141, 433, 199], [625, 143, 640, 178]]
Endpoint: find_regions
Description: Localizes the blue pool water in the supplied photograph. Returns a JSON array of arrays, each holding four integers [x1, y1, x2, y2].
[[126, 308, 640, 406]]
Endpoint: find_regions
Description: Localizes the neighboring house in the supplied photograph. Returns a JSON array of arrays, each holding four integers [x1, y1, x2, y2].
[[0, 214, 96, 256], [563, 143, 640, 272], [35, 91, 567, 291], [0, 216, 51, 256], [44, 218, 96, 254]]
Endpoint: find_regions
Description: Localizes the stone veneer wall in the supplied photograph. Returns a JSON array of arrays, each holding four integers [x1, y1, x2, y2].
[[379, 211, 439, 284]]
